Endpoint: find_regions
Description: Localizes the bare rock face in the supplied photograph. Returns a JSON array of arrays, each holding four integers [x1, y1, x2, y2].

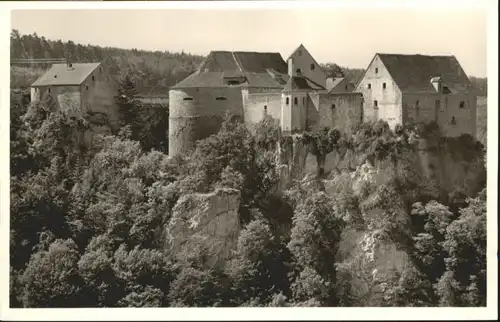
[[165, 188, 241, 269], [276, 135, 310, 189]]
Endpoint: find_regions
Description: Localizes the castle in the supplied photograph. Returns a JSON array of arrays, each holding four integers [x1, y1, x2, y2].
[[29, 44, 477, 156], [168, 44, 477, 156], [168, 44, 364, 155]]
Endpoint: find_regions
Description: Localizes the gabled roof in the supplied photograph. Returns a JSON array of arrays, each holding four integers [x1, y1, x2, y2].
[[287, 43, 325, 74], [327, 77, 355, 93], [376, 53, 473, 94], [172, 50, 289, 89], [31, 63, 101, 87], [282, 76, 325, 93]]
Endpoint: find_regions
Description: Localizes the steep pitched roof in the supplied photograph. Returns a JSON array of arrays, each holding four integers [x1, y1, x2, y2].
[[282, 76, 325, 93], [376, 53, 473, 93], [31, 63, 101, 87], [172, 50, 289, 89]]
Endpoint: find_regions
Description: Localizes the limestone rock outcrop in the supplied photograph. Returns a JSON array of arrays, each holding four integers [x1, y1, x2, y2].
[[165, 188, 241, 269]]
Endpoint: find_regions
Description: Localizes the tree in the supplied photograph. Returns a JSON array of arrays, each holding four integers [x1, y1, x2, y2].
[[20, 239, 84, 307], [437, 189, 486, 306], [287, 191, 345, 305], [116, 74, 140, 134]]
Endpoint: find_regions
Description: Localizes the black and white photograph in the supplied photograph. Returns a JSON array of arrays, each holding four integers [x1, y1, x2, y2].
[[0, 0, 497, 320]]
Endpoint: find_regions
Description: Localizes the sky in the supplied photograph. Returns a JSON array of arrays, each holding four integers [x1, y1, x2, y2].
[[11, 8, 488, 77]]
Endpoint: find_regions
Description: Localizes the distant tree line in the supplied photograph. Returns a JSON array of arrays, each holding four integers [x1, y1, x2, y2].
[[10, 30, 205, 89]]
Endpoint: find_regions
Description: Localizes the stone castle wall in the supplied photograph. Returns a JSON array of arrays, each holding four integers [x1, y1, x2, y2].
[[168, 87, 244, 155]]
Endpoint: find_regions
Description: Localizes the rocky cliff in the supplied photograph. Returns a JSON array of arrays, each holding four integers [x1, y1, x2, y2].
[[165, 188, 241, 269]]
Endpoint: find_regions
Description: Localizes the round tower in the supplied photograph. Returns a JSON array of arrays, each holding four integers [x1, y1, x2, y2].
[[168, 86, 244, 156]]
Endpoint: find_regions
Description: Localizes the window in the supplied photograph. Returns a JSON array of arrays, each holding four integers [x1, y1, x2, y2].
[[296, 68, 301, 74], [345, 85, 348, 91], [92, 76, 95, 81], [48, 88, 51, 93], [435, 100, 441, 109], [383, 83, 386, 89], [227, 80, 240, 85], [331, 104, 336, 109], [303, 97, 305, 104], [183, 97, 193, 101], [264, 105, 267, 111], [375, 68, 378, 74], [368, 84, 371, 89], [286, 97, 289, 105], [459, 101, 465, 108], [35, 88, 38, 92], [374, 100, 378, 108], [416, 100, 420, 107], [86, 85, 89, 91], [54, 75, 57, 78], [451, 116, 457, 125], [416, 100, 420, 116], [298, 50, 302, 56], [294, 97, 298, 105], [310, 64, 315, 70], [215, 97, 227, 101]]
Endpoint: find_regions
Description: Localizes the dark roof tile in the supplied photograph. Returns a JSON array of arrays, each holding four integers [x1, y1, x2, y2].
[[377, 53, 473, 93]]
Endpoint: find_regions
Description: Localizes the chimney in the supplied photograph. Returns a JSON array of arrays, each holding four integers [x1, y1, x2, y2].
[[288, 58, 295, 77], [430, 76, 442, 92]]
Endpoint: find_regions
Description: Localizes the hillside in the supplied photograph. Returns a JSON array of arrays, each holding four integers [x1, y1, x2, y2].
[[10, 30, 205, 89]]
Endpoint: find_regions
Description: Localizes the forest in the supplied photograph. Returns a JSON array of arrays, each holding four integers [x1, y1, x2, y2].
[[10, 30, 487, 308], [10, 75, 487, 307]]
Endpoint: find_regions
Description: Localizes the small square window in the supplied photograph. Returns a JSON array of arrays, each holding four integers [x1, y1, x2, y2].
[[459, 101, 465, 108], [310, 64, 315, 70], [331, 104, 336, 109], [374, 100, 378, 108], [451, 116, 457, 125], [368, 84, 371, 89], [383, 83, 386, 89], [298, 50, 302, 56], [296, 68, 301, 74], [264, 105, 267, 110]]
